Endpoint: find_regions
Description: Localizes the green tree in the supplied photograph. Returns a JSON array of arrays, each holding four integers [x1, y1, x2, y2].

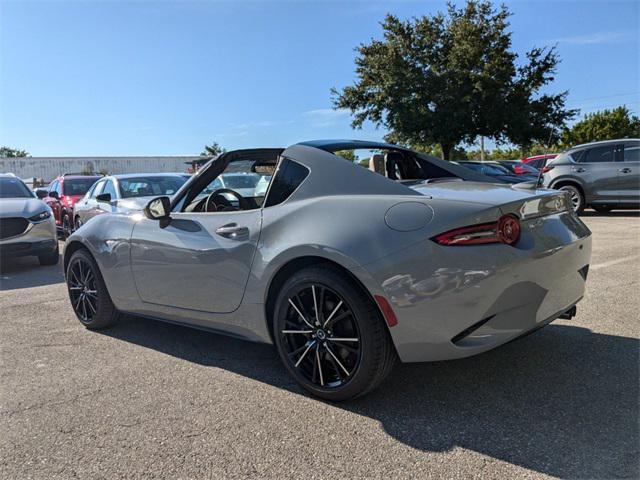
[[334, 150, 359, 162], [200, 141, 226, 157], [332, 1, 576, 159], [562, 106, 640, 146], [0, 146, 30, 157]]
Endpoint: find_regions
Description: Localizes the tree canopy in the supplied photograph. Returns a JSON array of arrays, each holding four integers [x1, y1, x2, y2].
[[562, 106, 640, 146], [0, 146, 30, 157], [332, 0, 576, 159], [200, 141, 226, 157]]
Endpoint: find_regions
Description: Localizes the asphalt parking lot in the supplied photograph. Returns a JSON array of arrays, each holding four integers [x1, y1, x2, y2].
[[1, 212, 638, 479]]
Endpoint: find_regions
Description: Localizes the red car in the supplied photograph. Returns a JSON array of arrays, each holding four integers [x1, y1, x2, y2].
[[521, 154, 558, 170], [40, 174, 102, 236]]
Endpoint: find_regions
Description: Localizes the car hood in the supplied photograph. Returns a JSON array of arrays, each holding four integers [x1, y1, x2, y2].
[[0, 198, 49, 218], [407, 180, 547, 206]]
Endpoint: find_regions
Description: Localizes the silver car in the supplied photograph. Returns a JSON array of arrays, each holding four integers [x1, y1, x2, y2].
[[73, 173, 190, 229], [64, 140, 592, 400], [0, 174, 58, 265], [542, 139, 640, 213]]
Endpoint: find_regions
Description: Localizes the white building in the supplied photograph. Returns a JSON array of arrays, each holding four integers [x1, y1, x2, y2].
[[0, 156, 207, 185]]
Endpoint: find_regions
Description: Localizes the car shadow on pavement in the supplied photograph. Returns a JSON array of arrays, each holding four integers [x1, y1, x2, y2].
[[0, 252, 64, 290], [101, 317, 639, 479], [581, 210, 640, 217]]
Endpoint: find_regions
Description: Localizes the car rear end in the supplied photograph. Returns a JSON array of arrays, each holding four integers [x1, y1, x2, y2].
[[363, 183, 591, 363]]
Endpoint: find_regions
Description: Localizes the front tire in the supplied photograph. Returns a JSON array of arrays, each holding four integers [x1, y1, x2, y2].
[[273, 266, 396, 401], [61, 213, 72, 237], [66, 249, 120, 329], [558, 184, 585, 213]]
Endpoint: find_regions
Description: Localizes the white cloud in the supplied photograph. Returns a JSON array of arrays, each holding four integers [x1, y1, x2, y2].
[[549, 31, 635, 45], [304, 108, 351, 117]]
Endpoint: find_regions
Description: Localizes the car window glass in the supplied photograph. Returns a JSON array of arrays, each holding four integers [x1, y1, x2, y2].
[[64, 178, 98, 196], [101, 180, 117, 199], [264, 159, 310, 207], [0, 177, 33, 198], [90, 181, 105, 199], [118, 176, 188, 198], [581, 145, 615, 163], [623, 141, 640, 162], [48, 180, 58, 194]]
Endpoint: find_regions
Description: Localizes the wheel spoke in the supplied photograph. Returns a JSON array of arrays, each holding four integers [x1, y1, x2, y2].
[[282, 329, 313, 334], [324, 343, 350, 376], [323, 309, 350, 329], [328, 337, 359, 342], [288, 298, 314, 329], [315, 346, 324, 386], [85, 296, 96, 314], [312, 285, 319, 326], [294, 340, 316, 367], [322, 300, 343, 328]]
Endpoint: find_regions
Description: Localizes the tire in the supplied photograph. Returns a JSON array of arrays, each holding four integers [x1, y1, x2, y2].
[[74, 216, 83, 231], [558, 184, 585, 213], [38, 242, 59, 266], [273, 265, 397, 401], [61, 213, 72, 237], [66, 248, 120, 329], [592, 205, 613, 214]]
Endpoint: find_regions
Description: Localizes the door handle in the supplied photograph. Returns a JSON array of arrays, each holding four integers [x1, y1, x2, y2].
[[572, 167, 586, 173], [618, 168, 632, 173], [215, 223, 249, 240]]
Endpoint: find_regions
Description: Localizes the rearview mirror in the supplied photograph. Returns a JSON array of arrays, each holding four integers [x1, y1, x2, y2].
[[49, 191, 59, 200], [144, 196, 171, 222], [35, 189, 47, 199], [96, 193, 111, 203]]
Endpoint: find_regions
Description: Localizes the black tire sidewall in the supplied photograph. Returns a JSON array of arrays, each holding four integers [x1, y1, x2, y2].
[[273, 267, 388, 401], [559, 185, 584, 213], [66, 249, 116, 329]]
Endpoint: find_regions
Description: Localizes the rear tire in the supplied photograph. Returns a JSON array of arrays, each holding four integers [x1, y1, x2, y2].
[[38, 242, 59, 266], [558, 184, 585, 214], [592, 205, 613, 214], [61, 214, 72, 237], [66, 248, 120, 329], [273, 265, 396, 401]]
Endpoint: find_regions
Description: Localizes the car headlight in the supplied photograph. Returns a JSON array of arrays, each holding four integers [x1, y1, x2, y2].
[[29, 210, 52, 222]]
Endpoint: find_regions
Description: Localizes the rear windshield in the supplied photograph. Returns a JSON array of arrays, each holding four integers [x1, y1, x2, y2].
[[462, 163, 508, 175], [119, 176, 188, 198], [63, 178, 99, 196], [0, 177, 33, 198]]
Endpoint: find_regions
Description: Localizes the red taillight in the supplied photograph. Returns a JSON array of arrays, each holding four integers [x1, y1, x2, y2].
[[433, 214, 521, 247], [541, 165, 554, 174]]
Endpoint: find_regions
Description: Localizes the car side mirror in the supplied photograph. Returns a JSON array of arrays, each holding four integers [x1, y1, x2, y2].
[[144, 196, 171, 225], [96, 193, 111, 203], [49, 191, 59, 200], [35, 189, 47, 199]]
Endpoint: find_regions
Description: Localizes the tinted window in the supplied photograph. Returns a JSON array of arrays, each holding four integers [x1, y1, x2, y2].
[[63, 178, 98, 196], [102, 180, 117, 199], [90, 181, 105, 199], [118, 176, 187, 198], [581, 145, 615, 163], [264, 159, 309, 207], [0, 177, 33, 198], [48, 180, 59, 195], [623, 141, 640, 162]]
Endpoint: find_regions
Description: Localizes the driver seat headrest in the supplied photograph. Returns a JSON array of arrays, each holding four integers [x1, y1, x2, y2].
[[385, 151, 404, 180], [369, 154, 385, 175]]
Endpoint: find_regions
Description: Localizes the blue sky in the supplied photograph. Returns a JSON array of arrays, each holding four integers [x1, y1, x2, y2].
[[1, 0, 638, 156]]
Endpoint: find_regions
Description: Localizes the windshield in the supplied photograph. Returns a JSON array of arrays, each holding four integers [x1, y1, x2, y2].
[[118, 176, 188, 199], [0, 177, 33, 198], [222, 174, 260, 189], [462, 163, 509, 175], [64, 178, 99, 196]]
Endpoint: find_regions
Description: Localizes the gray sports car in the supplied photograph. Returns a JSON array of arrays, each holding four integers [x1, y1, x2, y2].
[[64, 140, 592, 400]]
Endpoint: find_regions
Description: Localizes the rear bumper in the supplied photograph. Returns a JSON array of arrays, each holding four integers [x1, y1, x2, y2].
[[364, 211, 592, 363]]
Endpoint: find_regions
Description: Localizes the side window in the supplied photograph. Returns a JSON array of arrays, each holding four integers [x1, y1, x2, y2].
[[101, 180, 117, 199], [48, 180, 58, 195], [90, 181, 105, 199], [580, 145, 615, 163], [264, 159, 310, 208], [623, 141, 640, 162], [55, 182, 63, 195]]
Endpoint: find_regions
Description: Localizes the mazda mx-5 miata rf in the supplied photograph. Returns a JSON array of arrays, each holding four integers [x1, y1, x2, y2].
[[64, 140, 592, 400]]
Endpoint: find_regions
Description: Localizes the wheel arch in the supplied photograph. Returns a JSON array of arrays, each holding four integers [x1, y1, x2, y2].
[[63, 240, 93, 275], [264, 255, 382, 345], [549, 177, 586, 196]]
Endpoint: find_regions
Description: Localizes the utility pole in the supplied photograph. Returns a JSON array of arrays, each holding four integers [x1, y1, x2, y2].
[[480, 136, 485, 161]]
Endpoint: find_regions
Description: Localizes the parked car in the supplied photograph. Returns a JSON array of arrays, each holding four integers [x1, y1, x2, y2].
[[64, 140, 591, 401], [73, 173, 190, 229], [456, 161, 532, 184], [499, 160, 540, 177], [542, 139, 640, 213], [206, 172, 270, 200], [40, 174, 102, 236], [0, 174, 58, 265], [522, 154, 558, 170]]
